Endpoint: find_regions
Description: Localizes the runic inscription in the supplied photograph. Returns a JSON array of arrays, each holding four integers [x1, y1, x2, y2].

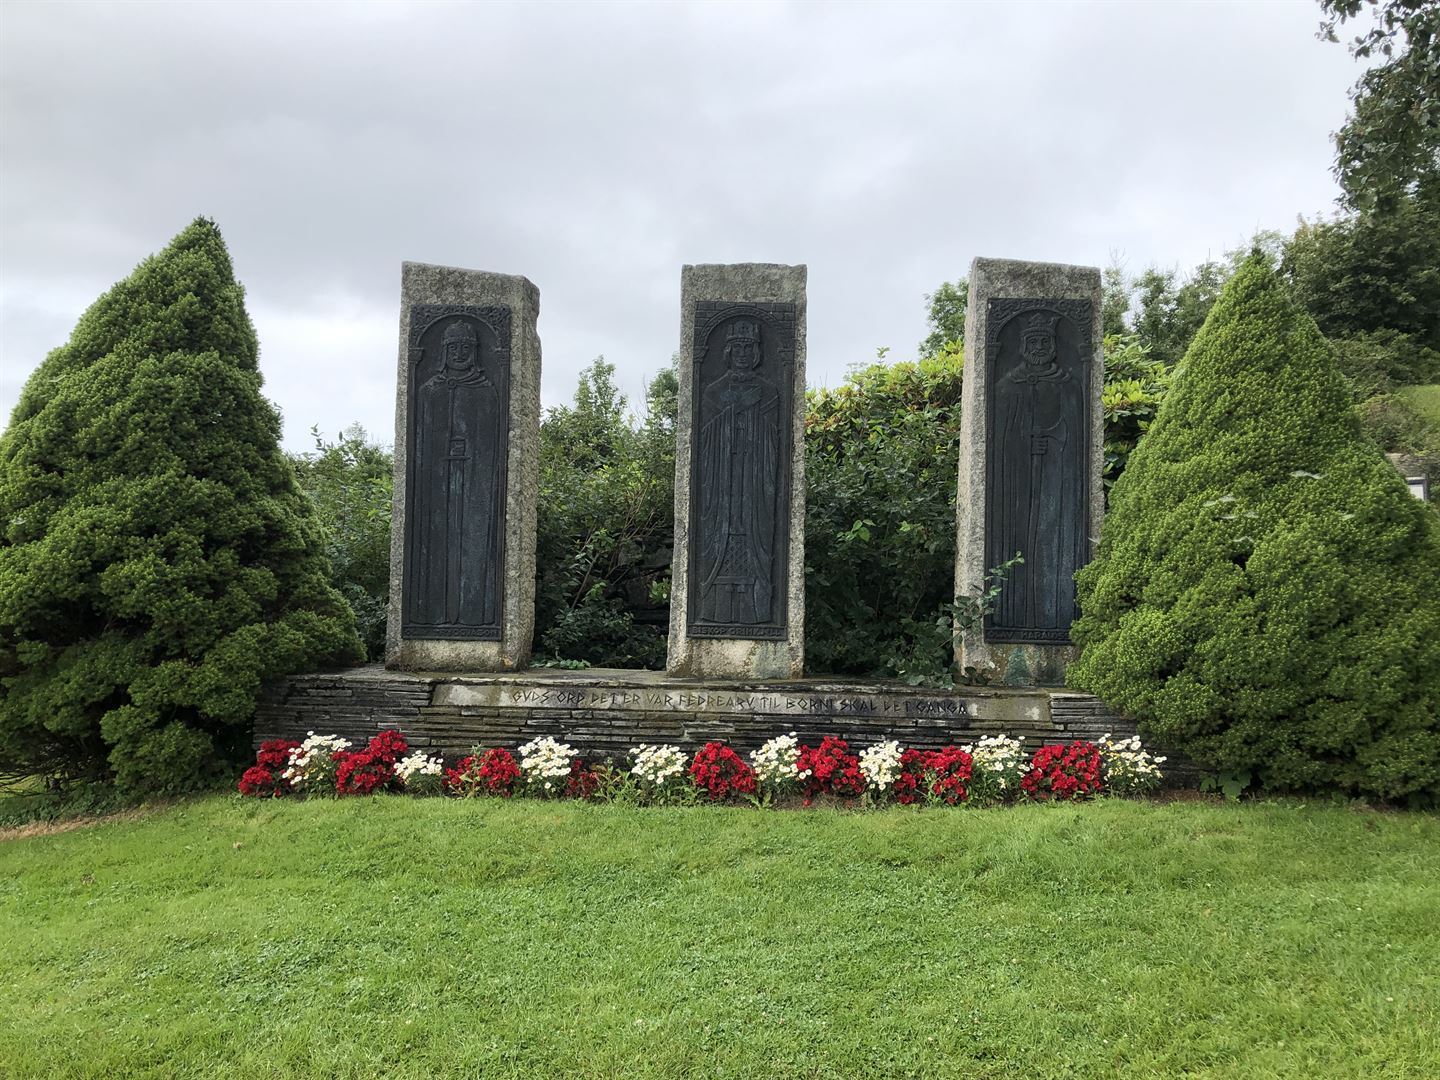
[[984, 298, 1092, 644], [403, 304, 510, 640], [687, 301, 795, 640]]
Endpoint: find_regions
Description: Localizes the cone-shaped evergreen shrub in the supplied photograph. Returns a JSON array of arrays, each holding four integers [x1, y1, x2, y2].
[[0, 219, 362, 794], [1070, 255, 1440, 801]]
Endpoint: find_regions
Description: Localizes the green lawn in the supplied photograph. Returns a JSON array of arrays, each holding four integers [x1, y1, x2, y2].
[[2, 797, 1437, 1079], [1397, 383, 1440, 425]]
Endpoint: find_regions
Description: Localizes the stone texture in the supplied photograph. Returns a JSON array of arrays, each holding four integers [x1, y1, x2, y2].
[[257, 666, 1197, 784], [386, 262, 541, 671], [668, 264, 806, 678], [955, 258, 1104, 686]]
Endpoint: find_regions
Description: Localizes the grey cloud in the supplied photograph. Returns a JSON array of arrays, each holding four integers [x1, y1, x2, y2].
[[2, 0, 1358, 450]]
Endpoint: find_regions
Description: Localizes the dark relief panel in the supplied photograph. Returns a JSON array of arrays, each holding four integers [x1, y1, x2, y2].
[[687, 301, 795, 640], [403, 304, 511, 640], [984, 298, 1092, 644]]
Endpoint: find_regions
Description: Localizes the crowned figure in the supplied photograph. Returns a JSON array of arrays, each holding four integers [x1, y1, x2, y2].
[[695, 317, 783, 625], [991, 309, 1083, 634], [409, 317, 501, 629]]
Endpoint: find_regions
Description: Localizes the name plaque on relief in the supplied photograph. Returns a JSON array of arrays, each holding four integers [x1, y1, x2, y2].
[[402, 303, 511, 641], [984, 297, 1092, 645], [686, 301, 796, 641]]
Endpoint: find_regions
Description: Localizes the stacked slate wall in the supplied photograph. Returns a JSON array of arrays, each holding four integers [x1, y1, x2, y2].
[[256, 666, 1197, 784]]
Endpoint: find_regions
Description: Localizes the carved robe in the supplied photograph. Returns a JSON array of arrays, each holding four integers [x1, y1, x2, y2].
[[991, 361, 1082, 634], [695, 371, 781, 625], [408, 366, 500, 628]]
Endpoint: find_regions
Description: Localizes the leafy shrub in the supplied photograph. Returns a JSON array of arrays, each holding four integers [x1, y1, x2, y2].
[[1070, 256, 1440, 801], [1100, 334, 1175, 491], [534, 360, 675, 669], [805, 353, 965, 678], [0, 219, 362, 795], [290, 426, 393, 660]]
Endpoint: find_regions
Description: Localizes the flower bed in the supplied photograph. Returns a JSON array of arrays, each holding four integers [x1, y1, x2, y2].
[[239, 730, 1165, 806]]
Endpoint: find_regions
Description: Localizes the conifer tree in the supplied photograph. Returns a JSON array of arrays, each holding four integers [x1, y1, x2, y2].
[[0, 219, 362, 793], [1070, 255, 1440, 801]]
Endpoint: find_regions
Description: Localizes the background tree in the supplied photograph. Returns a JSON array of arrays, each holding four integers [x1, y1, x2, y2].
[[1319, 0, 1440, 210], [291, 425, 393, 661], [532, 358, 676, 668], [1070, 255, 1440, 801], [0, 219, 362, 794], [918, 279, 967, 359], [805, 352, 966, 680]]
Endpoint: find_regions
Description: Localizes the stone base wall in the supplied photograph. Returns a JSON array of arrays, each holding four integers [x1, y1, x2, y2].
[[256, 666, 1197, 785]]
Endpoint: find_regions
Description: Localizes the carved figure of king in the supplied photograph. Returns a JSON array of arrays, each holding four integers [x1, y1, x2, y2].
[[409, 318, 500, 629], [695, 318, 782, 626], [991, 310, 1083, 633]]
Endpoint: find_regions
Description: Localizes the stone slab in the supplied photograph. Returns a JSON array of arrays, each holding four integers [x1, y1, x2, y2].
[[955, 258, 1104, 686], [386, 262, 541, 671], [668, 264, 806, 678], [256, 665, 1195, 783]]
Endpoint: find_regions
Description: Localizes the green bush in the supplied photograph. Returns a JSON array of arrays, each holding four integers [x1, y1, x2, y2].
[[533, 359, 675, 669], [1100, 334, 1175, 492], [805, 352, 965, 679], [1069, 255, 1440, 801], [0, 219, 363, 794], [291, 425, 393, 660]]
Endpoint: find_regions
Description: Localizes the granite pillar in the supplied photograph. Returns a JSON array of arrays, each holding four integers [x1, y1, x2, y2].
[[386, 262, 541, 671], [955, 258, 1103, 686], [667, 263, 806, 678]]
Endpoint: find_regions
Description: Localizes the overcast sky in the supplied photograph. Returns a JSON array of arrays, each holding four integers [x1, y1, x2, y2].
[[2, 0, 1360, 452]]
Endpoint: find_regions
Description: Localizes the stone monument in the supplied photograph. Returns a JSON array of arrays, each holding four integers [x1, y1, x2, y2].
[[386, 262, 541, 671], [955, 258, 1103, 686], [667, 263, 806, 679]]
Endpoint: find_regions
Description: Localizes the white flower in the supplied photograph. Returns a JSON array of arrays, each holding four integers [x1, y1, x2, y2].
[[630, 744, 688, 786], [1097, 732, 1165, 795], [282, 732, 353, 789], [751, 733, 803, 786], [964, 734, 1027, 793], [517, 736, 575, 783], [396, 751, 444, 783], [859, 740, 904, 792]]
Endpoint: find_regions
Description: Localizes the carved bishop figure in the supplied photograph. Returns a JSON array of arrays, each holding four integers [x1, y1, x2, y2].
[[408, 317, 502, 630]]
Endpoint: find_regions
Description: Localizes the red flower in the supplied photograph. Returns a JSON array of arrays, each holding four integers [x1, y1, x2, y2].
[[368, 729, 409, 767], [238, 765, 285, 798], [446, 747, 521, 797], [893, 746, 973, 805], [565, 759, 600, 800], [335, 731, 410, 795], [688, 742, 758, 801], [1021, 741, 1104, 801], [255, 739, 300, 772], [796, 737, 864, 802]]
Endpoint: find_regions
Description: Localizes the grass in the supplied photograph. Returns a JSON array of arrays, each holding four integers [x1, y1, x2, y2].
[[2, 797, 1437, 1079], [1397, 383, 1440, 426]]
